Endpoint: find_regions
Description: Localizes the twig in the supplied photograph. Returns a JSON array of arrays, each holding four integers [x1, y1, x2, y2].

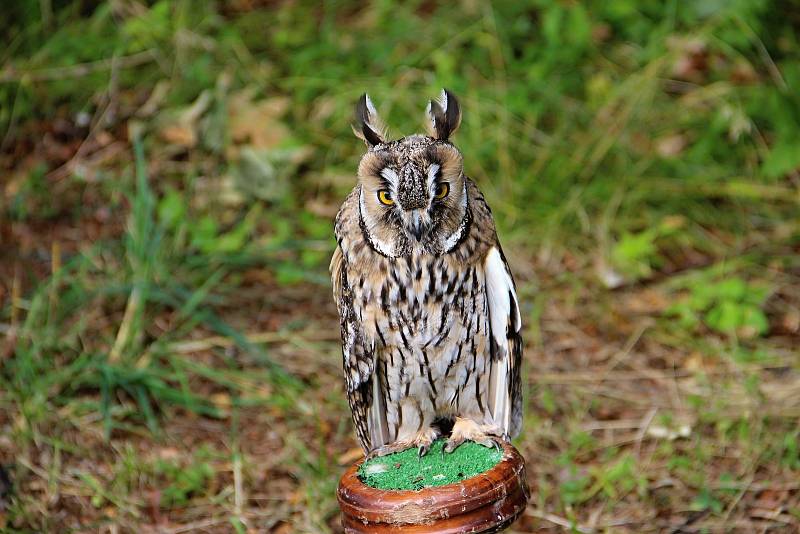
[[634, 407, 658, 459], [47, 141, 127, 181], [722, 474, 753, 525], [0, 80, 22, 150], [167, 330, 339, 353], [581, 419, 650, 431], [0, 49, 157, 83], [233, 452, 245, 527], [749, 509, 797, 525], [47, 51, 123, 181], [109, 285, 142, 363], [165, 519, 230, 533], [533, 366, 794, 383], [599, 323, 648, 377], [734, 17, 787, 90], [526, 508, 593, 533]]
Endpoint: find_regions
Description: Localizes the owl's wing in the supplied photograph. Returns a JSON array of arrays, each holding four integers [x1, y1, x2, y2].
[[484, 246, 523, 439], [330, 246, 390, 452]]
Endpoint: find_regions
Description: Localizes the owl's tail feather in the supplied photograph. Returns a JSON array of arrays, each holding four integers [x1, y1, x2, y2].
[[368, 360, 391, 449]]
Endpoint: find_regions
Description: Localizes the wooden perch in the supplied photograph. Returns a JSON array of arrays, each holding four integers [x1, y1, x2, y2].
[[337, 441, 529, 533]]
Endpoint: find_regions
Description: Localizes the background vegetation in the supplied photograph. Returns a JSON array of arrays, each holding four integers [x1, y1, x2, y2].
[[1, 1, 799, 532]]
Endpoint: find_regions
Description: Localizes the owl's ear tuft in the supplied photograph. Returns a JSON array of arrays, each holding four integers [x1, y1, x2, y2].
[[426, 88, 462, 141], [353, 94, 387, 147]]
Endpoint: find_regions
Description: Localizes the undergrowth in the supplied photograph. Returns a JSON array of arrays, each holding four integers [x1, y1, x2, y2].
[[1, 1, 799, 532]]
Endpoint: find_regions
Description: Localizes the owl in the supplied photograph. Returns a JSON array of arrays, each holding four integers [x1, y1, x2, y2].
[[330, 89, 522, 457]]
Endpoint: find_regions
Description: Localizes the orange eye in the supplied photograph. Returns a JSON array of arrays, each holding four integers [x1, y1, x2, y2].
[[377, 189, 394, 206], [434, 182, 449, 199]]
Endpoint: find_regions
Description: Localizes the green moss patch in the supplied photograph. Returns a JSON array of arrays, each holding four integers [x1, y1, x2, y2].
[[358, 439, 502, 491]]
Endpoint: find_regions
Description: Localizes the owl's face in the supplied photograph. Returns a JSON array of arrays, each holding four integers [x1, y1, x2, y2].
[[353, 90, 468, 257]]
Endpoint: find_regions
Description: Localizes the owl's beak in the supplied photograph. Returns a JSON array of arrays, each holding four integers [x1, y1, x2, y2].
[[407, 211, 425, 241], [410, 222, 423, 241]]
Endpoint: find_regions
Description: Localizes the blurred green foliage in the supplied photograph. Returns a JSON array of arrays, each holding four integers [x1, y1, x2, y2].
[[5, 5, 799, 206], [2, 0, 799, 530], [668, 276, 771, 337], [3, 0, 798, 267]]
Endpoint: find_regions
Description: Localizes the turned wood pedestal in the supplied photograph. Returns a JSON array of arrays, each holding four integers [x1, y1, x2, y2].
[[337, 442, 529, 533]]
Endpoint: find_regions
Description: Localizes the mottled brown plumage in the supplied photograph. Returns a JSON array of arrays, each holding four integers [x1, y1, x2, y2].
[[331, 90, 522, 456]]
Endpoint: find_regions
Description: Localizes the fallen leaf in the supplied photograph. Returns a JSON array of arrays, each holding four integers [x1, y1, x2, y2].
[[656, 134, 687, 158], [228, 89, 290, 151], [211, 393, 232, 408], [159, 124, 196, 147]]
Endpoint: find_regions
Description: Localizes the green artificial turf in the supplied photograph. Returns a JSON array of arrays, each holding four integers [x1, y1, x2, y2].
[[358, 439, 502, 491]]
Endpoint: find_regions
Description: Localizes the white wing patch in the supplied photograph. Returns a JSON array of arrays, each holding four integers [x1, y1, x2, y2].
[[331, 242, 388, 451], [329, 246, 343, 303], [484, 246, 521, 435]]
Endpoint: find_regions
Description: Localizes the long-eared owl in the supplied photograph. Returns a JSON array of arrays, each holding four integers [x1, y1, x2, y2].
[[330, 89, 523, 456]]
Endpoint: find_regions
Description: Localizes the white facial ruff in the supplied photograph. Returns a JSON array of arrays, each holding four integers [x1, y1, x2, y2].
[[380, 167, 400, 189], [426, 163, 440, 191], [359, 186, 396, 257], [442, 180, 469, 253]]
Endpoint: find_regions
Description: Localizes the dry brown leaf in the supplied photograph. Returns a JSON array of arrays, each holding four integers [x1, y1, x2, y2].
[[271, 522, 292, 534], [211, 392, 232, 409], [159, 123, 196, 147], [656, 134, 687, 158], [684, 351, 707, 372], [155, 447, 181, 461], [782, 309, 800, 333], [228, 89, 290, 151], [156, 90, 212, 148]]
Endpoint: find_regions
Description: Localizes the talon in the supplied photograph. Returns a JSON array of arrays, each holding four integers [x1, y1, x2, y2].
[[366, 441, 415, 459], [366, 445, 390, 459], [444, 438, 464, 453], [418, 444, 429, 457], [475, 437, 496, 449]]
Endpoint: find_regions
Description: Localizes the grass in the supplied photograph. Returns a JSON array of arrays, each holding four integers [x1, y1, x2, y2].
[[358, 439, 503, 491], [1, 1, 799, 532]]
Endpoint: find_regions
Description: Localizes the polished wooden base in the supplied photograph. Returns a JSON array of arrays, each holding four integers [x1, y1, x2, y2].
[[337, 442, 529, 533]]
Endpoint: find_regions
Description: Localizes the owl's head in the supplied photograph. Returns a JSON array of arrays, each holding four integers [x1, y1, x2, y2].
[[353, 89, 468, 257]]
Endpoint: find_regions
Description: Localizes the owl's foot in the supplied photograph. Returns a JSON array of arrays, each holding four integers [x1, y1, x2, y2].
[[444, 417, 504, 453], [366, 426, 441, 459]]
